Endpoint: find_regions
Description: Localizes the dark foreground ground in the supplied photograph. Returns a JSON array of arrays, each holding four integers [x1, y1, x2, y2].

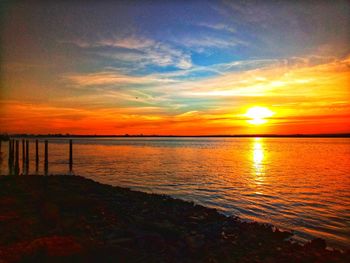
[[0, 175, 348, 263]]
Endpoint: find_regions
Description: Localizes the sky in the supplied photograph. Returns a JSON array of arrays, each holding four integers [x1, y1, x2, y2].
[[1, 0, 349, 135]]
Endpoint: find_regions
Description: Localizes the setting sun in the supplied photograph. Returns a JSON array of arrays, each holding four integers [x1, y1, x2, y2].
[[246, 106, 274, 125]]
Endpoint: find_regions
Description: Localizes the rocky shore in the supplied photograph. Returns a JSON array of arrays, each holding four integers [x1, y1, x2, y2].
[[0, 175, 348, 262]]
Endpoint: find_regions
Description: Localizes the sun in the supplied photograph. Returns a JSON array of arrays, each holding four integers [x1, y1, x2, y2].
[[245, 106, 274, 125]]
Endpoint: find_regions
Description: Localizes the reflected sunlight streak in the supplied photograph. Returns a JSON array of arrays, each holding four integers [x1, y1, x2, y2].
[[252, 138, 265, 182]]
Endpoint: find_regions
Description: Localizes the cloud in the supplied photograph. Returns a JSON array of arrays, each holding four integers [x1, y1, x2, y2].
[[68, 36, 192, 70], [97, 36, 154, 50], [2, 55, 349, 135], [177, 35, 245, 49], [197, 22, 236, 33], [61, 55, 350, 118], [61, 70, 183, 110], [64, 71, 177, 87], [0, 100, 170, 134], [143, 55, 350, 125]]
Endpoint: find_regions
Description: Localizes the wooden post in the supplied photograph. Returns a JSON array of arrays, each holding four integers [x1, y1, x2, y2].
[[0, 140, 2, 175], [35, 139, 39, 172], [22, 139, 25, 174], [12, 140, 15, 168], [25, 140, 29, 175], [44, 140, 48, 175], [11, 140, 14, 159], [10, 140, 12, 162], [8, 140, 11, 165], [10, 140, 15, 175], [8, 140, 13, 174], [69, 139, 73, 173], [12, 140, 14, 161], [15, 140, 19, 175]]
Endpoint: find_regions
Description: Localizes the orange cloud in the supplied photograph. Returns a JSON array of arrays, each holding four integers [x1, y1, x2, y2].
[[1, 56, 349, 135]]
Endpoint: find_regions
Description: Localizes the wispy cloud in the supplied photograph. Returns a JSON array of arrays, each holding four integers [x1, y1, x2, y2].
[[67, 36, 192, 70], [171, 56, 350, 100], [62, 55, 350, 116], [197, 22, 236, 33], [64, 71, 177, 87], [177, 35, 245, 49], [219, 0, 350, 58], [2, 56, 349, 135]]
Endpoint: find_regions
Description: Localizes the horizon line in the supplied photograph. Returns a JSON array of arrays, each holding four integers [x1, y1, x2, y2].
[[1, 133, 350, 138]]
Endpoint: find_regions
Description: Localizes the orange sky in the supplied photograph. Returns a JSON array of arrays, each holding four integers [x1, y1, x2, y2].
[[1, 1, 349, 135]]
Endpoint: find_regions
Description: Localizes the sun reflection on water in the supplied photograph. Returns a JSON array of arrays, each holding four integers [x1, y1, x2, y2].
[[252, 138, 265, 183]]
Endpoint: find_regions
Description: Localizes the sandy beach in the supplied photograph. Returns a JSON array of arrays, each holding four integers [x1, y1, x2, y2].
[[0, 175, 348, 262]]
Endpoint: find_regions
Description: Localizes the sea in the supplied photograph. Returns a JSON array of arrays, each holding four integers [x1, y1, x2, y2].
[[1, 137, 349, 250]]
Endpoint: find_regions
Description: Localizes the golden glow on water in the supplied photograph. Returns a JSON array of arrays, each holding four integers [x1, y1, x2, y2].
[[1, 138, 349, 249], [253, 138, 264, 173], [252, 138, 265, 188]]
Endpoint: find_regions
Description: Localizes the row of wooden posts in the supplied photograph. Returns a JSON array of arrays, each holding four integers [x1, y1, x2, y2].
[[2, 139, 73, 175]]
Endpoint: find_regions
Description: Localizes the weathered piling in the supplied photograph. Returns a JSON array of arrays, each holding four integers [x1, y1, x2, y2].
[[0, 140, 2, 175], [7, 140, 10, 173], [69, 139, 73, 173], [22, 139, 25, 173], [8, 140, 11, 164], [12, 140, 15, 167], [25, 140, 29, 175], [9, 140, 16, 175], [9, 140, 12, 162], [35, 139, 39, 172], [44, 140, 48, 175], [8, 140, 13, 174], [12, 140, 15, 161], [15, 140, 19, 175], [11, 140, 14, 165], [12, 140, 15, 165]]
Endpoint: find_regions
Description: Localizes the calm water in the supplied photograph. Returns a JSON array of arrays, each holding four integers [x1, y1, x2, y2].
[[1, 137, 349, 249]]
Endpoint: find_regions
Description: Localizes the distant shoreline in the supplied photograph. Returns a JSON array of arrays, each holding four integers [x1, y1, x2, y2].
[[1, 133, 350, 139], [0, 133, 350, 140]]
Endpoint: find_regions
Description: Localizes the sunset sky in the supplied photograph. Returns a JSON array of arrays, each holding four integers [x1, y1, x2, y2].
[[1, 0, 349, 135]]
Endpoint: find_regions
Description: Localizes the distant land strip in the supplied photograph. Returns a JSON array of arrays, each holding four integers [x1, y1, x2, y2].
[[1, 133, 350, 139]]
